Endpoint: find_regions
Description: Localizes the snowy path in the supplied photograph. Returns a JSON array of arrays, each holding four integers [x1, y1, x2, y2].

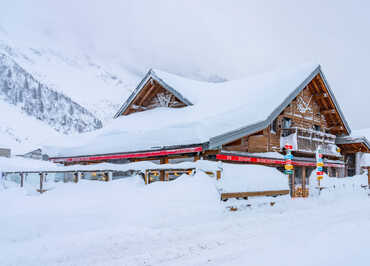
[[1, 178, 370, 266]]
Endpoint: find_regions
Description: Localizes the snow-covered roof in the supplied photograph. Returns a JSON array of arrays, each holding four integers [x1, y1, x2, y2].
[[336, 128, 370, 159], [346, 128, 370, 167], [0, 157, 221, 173], [48, 63, 350, 158], [336, 135, 370, 149]]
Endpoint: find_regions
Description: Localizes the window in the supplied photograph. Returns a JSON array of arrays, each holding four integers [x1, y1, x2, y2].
[[282, 117, 292, 129], [271, 119, 278, 134]]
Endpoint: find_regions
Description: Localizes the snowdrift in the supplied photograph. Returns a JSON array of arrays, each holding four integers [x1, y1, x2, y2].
[[217, 164, 289, 193]]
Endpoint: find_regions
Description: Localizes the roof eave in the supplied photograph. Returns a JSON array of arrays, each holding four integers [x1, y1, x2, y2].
[[336, 136, 370, 151]]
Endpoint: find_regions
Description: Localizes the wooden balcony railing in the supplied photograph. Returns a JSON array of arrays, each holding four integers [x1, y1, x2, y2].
[[280, 127, 341, 157]]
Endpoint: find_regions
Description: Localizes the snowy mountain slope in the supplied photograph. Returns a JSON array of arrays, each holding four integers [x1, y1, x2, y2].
[[0, 100, 63, 154], [0, 53, 102, 134], [0, 32, 138, 123]]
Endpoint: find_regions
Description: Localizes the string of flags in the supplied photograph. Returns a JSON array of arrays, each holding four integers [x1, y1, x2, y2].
[[284, 144, 293, 175]]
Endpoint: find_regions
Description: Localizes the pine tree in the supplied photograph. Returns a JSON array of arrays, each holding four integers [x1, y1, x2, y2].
[[18, 90, 23, 103], [24, 78, 29, 90]]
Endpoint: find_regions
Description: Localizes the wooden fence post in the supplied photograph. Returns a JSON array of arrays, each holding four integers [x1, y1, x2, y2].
[[39, 172, 44, 194], [165, 171, 169, 181], [20, 173, 24, 187], [159, 158, 168, 181], [74, 172, 79, 183], [78, 172, 82, 182], [216, 170, 221, 180], [145, 170, 148, 185], [107, 171, 112, 181], [302, 166, 306, 197], [289, 172, 295, 198]]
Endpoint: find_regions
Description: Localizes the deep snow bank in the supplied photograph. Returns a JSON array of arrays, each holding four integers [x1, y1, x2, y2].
[[217, 164, 289, 192], [308, 173, 369, 196]]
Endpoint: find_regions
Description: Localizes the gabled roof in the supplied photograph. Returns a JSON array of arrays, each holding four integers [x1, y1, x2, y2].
[[48, 63, 352, 158], [209, 65, 351, 148], [114, 69, 193, 118]]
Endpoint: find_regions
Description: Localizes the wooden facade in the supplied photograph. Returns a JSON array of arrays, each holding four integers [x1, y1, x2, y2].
[[223, 74, 346, 158], [122, 79, 187, 116]]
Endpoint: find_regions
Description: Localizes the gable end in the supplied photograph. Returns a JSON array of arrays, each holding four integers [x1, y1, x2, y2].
[[209, 65, 351, 149], [113, 69, 193, 118]]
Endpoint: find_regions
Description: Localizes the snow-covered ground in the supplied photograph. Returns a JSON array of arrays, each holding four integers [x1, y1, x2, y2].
[[1, 167, 370, 266]]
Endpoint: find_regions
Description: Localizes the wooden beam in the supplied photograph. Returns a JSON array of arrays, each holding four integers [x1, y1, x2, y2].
[[311, 78, 322, 93], [315, 76, 347, 134], [308, 83, 329, 110], [137, 82, 156, 106], [321, 109, 336, 115], [221, 190, 290, 200], [329, 125, 344, 131]]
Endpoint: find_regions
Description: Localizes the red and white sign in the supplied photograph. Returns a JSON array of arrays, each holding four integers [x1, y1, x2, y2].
[[216, 154, 345, 168], [51, 146, 203, 163], [285, 144, 293, 150]]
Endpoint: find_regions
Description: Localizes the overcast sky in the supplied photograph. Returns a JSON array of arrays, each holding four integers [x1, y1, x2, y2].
[[1, 0, 370, 130]]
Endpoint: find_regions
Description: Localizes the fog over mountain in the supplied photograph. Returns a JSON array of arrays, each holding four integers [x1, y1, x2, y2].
[[0, 0, 369, 150]]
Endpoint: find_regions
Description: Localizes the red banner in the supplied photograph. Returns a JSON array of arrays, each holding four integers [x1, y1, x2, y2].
[[216, 154, 344, 168]]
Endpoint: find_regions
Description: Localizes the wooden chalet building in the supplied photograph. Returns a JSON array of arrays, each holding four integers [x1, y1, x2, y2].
[[49, 64, 370, 194]]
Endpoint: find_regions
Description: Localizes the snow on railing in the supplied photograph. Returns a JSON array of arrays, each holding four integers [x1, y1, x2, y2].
[[280, 127, 340, 156]]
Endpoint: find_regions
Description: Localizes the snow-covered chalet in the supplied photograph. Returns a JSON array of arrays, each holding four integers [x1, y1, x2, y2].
[[49, 64, 370, 196]]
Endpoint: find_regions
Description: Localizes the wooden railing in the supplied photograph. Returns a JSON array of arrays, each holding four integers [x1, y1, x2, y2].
[[280, 127, 341, 157]]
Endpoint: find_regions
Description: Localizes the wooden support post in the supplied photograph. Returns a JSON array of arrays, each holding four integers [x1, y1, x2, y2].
[[368, 167, 370, 189], [107, 172, 112, 182], [159, 158, 168, 181], [161, 157, 168, 164], [216, 170, 221, 180], [20, 173, 24, 187], [39, 173, 44, 194], [302, 166, 306, 197], [289, 171, 295, 198], [165, 171, 169, 181], [145, 170, 149, 185], [159, 170, 165, 181], [103, 172, 109, 182], [74, 172, 79, 183]]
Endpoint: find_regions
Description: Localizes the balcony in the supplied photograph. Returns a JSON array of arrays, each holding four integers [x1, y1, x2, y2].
[[280, 127, 341, 157]]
